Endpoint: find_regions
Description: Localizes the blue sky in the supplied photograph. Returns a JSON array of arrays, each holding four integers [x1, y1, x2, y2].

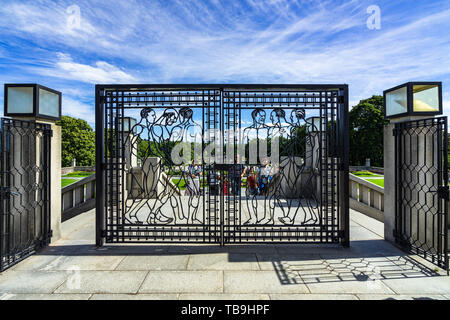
[[1, 0, 450, 128]]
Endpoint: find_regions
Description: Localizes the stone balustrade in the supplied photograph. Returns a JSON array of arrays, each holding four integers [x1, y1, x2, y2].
[[349, 173, 384, 222], [61, 174, 96, 222]]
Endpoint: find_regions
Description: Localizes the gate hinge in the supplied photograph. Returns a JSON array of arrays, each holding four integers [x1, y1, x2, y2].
[[392, 128, 399, 136], [437, 186, 449, 200], [101, 229, 107, 237], [337, 95, 345, 104], [49, 229, 53, 237]]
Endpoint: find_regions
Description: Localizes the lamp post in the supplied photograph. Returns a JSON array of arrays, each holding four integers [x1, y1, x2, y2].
[[5, 84, 61, 120], [117, 117, 138, 168], [118, 117, 138, 134], [384, 82, 442, 119]]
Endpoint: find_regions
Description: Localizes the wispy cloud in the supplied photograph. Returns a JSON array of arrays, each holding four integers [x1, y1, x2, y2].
[[40, 53, 136, 84], [0, 0, 449, 124]]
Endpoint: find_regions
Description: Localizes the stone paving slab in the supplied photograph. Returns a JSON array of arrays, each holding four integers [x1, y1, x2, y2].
[[274, 244, 348, 255], [0, 209, 448, 299], [331, 240, 405, 258], [168, 244, 278, 255], [380, 276, 450, 295], [139, 271, 223, 293], [350, 210, 384, 237], [255, 253, 323, 271], [62, 222, 95, 241], [349, 226, 382, 241], [0, 271, 68, 294], [178, 293, 270, 300], [106, 245, 171, 255], [224, 271, 309, 294], [116, 255, 189, 271], [222, 245, 278, 255], [167, 245, 228, 255], [90, 293, 178, 300], [0, 293, 91, 300], [54, 271, 148, 294], [187, 253, 260, 271], [306, 279, 395, 294], [40, 255, 126, 271], [9, 254, 64, 271]]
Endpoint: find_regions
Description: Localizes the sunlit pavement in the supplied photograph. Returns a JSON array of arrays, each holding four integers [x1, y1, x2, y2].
[[0, 209, 449, 300]]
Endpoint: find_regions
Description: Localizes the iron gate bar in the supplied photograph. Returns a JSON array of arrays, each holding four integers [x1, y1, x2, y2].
[[95, 84, 349, 246], [394, 116, 449, 271]]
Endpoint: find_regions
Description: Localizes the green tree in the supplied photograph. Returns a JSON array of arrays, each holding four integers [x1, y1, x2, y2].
[[57, 116, 95, 167], [349, 95, 387, 167]]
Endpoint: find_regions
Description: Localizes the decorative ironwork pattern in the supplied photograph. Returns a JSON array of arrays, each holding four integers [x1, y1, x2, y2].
[[0, 118, 52, 271], [96, 85, 349, 246], [395, 117, 449, 270]]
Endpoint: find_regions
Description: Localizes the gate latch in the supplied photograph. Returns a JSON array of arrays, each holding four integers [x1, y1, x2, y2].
[[437, 186, 449, 200]]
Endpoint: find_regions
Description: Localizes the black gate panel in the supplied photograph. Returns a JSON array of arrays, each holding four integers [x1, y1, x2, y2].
[[0, 118, 52, 271], [95, 85, 349, 246], [100, 88, 222, 243], [222, 88, 347, 243], [395, 117, 448, 270]]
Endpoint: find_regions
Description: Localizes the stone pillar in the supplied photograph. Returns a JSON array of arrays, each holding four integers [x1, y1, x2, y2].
[[383, 115, 431, 243], [122, 132, 138, 169]]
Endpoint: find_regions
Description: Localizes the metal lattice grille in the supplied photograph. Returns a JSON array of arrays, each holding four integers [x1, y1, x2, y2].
[[395, 117, 449, 270], [96, 85, 349, 246], [0, 118, 52, 271]]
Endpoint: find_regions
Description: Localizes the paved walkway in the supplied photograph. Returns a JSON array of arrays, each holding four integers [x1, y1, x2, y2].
[[0, 209, 449, 300]]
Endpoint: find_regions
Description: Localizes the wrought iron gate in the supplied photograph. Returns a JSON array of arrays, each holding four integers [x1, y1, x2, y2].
[[95, 85, 349, 246], [0, 118, 52, 271], [394, 117, 449, 270]]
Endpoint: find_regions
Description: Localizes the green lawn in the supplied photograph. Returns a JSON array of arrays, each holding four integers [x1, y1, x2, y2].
[[366, 178, 384, 188], [351, 170, 383, 178], [63, 171, 95, 178], [172, 178, 187, 190], [62, 178, 78, 187]]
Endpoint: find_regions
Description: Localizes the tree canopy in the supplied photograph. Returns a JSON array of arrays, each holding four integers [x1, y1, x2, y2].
[[349, 95, 387, 167], [57, 116, 95, 167]]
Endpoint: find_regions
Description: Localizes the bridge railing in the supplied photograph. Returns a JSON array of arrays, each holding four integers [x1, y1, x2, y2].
[[349, 173, 384, 222], [61, 174, 96, 222]]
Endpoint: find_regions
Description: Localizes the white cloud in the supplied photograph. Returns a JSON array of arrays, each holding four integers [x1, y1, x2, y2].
[[1, 0, 450, 115], [38, 53, 136, 84]]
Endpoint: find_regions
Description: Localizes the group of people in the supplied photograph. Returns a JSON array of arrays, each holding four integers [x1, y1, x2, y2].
[[182, 159, 276, 197]]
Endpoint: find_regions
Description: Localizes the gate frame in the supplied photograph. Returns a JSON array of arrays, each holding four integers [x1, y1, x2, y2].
[[394, 116, 449, 271], [95, 84, 349, 247], [0, 117, 52, 271]]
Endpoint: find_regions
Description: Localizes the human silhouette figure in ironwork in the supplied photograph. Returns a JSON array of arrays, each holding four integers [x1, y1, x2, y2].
[[242, 108, 272, 225], [170, 107, 203, 224], [278, 110, 320, 225]]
